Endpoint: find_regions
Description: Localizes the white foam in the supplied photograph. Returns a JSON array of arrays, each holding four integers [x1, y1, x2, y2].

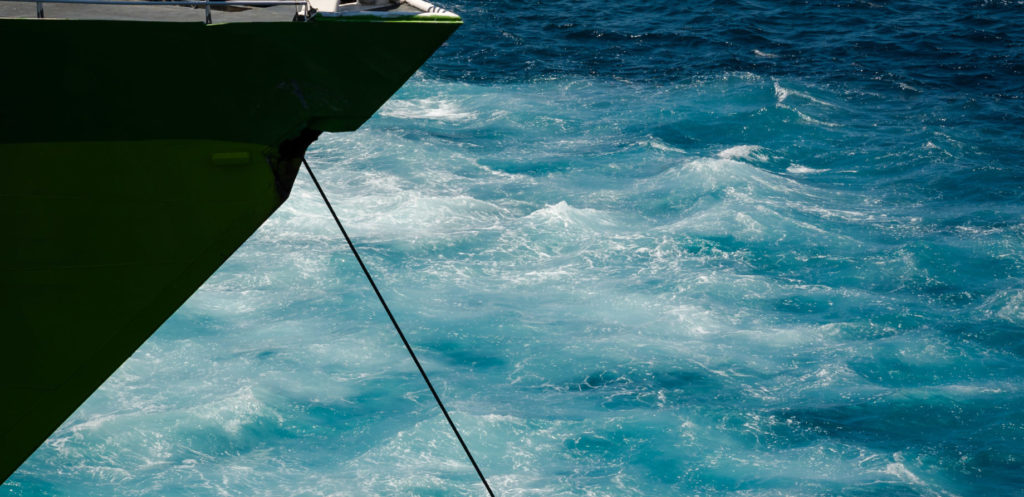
[[794, 108, 840, 127], [189, 386, 280, 436], [379, 97, 478, 121], [897, 81, 921, 92], [773, 81, 791, 102], [654, 156, 806, 201], [773, 81, 837, 107], [639, 138, 686, 154], [792, 203, 868, 222], [923, 141, 953, 157], [337, 192, 509, 241], [884, 454, 961, 497], [773, 83, 842, 127], [522, 200, 615, 230], [786, 164, 829, 174], [989, 288, 1024, 324], [717, 145, 768, 162]]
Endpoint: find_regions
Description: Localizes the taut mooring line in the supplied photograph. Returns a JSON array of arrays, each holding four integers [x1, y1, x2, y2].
[[302, 158, 496, 497]]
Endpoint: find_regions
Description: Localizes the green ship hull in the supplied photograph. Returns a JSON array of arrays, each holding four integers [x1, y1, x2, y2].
[[0, 9, 459, 483]]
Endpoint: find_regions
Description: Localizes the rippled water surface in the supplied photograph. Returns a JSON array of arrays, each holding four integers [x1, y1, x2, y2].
[[5, 1, 1024, 496]]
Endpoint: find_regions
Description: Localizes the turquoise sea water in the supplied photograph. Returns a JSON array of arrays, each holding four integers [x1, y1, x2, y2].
[[6, 1, 1024, 495]]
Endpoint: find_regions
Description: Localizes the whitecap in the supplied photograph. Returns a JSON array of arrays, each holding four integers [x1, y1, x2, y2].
[[786, 164, 829, 174], [638, 137, 686, 154], [773, 81, 791, 102], [654, 155, 803, 199], [897, 81, 921, 92], [981, 288, 1024, 324], [717, 145, 768, 162], [773, 81, 838, 107], [337, 192, 509, 241], [793, 108, 841, 127], [189, 386, 280, 436], [884, 454, 960, 497], [522, 200, 615, 230], [379, 97, 478, 121]]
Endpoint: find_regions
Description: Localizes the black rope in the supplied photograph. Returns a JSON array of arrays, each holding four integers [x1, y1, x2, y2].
[[302, 158, 496, 497]]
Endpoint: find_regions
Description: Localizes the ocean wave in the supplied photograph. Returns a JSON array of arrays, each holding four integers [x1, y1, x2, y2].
[[11, 49, 1024, 496]]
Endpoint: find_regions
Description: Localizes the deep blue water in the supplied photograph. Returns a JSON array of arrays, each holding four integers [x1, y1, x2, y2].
[[6, 1, 1024, 495]]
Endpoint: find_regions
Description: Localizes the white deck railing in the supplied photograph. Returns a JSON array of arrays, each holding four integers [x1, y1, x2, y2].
[[0, 0, 309, 23]]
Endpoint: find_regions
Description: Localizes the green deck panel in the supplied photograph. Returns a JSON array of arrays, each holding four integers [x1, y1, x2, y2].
[[0, 13, 460, 484]]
